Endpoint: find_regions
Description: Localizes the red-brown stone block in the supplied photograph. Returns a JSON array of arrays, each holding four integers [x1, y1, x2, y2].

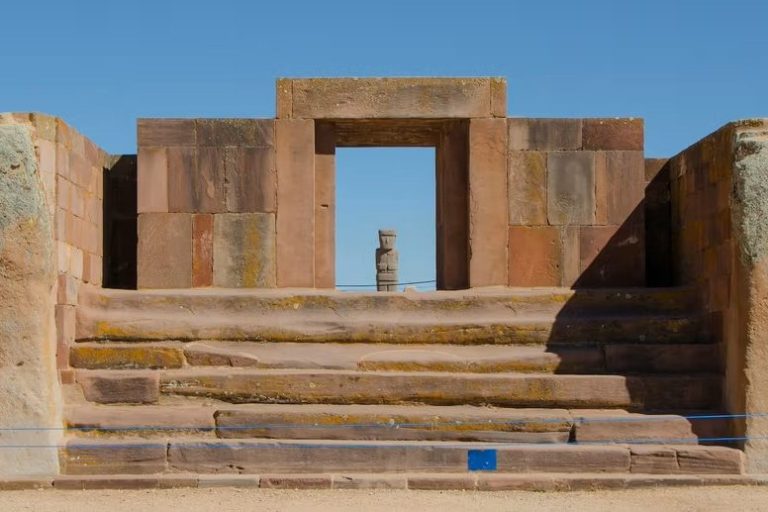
[[225, 146, 276, 213], [508, 118, 582, 151], [138, 119, 196, 147], [197, 119, 274, 147], [577, 223, 645, 287], [137, 147, 168, 213], [192, 214, 214, 287], [213, 213, 276, 288], [166, 146, 198, 212], [508, 226, 560, 286], [137, 213, 193, 289], [314, 122, 335, 288], [468, 118, 508, 287], [595, 151, 645, 225], [582, 118, 643, 150], [275, 119, 315, 287], [508, 151, 547, 225], [547, 151, 596, 225]]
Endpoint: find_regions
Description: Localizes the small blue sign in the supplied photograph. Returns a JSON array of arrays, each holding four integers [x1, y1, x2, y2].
[[467, 449, 497, 471]]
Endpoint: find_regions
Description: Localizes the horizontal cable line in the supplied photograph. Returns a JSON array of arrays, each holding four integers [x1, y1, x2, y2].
[[0, 436, 761, 450], [336, 279, 437, 288], [3, 412, 768, 433]]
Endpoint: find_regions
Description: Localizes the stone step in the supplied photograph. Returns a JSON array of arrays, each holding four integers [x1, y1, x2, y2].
[[59, 438, 744, 475], [64, 404, 708, 444], [33, 472, 761, 491], [76, 286, 709, 345], [68, 341, 720, 374], [73, 369, 722, 410]]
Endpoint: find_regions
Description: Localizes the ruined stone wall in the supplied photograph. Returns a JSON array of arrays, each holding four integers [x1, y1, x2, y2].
[[667, 119, 768, 472], [136, 119, 276, 289], [506, 118, 645, 287]]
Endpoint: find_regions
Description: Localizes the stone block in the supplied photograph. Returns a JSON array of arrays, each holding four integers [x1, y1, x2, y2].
[[630, 446, 678, 474], [281, 77, 503, 119], [55, 305, 75, 369], [547, 151, 596, 225], [508, 151, 547, 225], [172, 146, 226, 213], [645, 157, 669, 182], [138, 119, 196, 146], [197, 119, 274, 147], [582, 118, 643, 150], [314, 122, 335, 288], [137, 213, 192, 289], [332, 475, 408, 490], [137, 147, 168, 213], [192, 214, 214, 287], [61, 440, 167, 475], [260, 474, 332, 489], [408, 475, 476, 490], [468, 118, 508, 287], [57, 272, 79, 305], [605, 344, 719, 373], [69, 345, 184, 370], [577, 223, 644, 287], [213, 213, 276, 288], [676, 447, 743, 474], [275, 119, 315, 287], [573, 414, 695, 444], [595, 151, 645, 225], [508, 226, 561, 286], [496, 445, 630, 473], [77, 372, 159, 404], [224, 146, 276, 213], [166, 146, 197, 212], [508, 118, 582, 151]]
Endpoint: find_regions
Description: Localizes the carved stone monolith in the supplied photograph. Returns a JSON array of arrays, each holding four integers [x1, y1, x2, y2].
[[376, 229, 398, 291]]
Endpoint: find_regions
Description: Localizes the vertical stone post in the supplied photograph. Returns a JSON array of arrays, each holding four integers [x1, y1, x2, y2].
[[0, 123, 60, 475], [376, 229, 398, 291]]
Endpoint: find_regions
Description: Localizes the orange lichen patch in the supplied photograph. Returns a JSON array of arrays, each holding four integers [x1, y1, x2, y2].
[[69, 345, 184, 369]]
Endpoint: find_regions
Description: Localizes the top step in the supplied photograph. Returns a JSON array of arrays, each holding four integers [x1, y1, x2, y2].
[[77, 286, 701, 343]]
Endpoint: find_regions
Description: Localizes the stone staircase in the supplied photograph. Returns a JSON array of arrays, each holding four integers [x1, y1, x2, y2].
[[59, 286, 745, 485]]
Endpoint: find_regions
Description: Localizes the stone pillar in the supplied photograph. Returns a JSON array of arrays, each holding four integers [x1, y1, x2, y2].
[[0, 123, 60, 475], [376, 229, 398, 291]]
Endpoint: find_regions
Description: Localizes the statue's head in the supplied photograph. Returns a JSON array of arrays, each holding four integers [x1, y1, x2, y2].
[[378, 229, 396, 250]]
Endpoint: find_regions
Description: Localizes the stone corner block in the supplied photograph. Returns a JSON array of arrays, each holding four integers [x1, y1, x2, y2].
[[137, 213, 192, 289], [213, 213, 276, 288]]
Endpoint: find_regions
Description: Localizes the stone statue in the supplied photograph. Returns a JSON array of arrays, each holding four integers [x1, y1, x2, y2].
[[376, 229, 398, 291]]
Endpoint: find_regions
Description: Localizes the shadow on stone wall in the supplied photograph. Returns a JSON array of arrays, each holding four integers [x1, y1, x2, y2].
[[102, 155, 137, 289]]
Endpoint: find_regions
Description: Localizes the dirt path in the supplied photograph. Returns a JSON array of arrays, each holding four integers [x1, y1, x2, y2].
[[2, 486, 768, 512]]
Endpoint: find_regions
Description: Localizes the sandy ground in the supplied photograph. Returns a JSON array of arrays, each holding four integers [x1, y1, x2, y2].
[[2, 486, 768, 512]]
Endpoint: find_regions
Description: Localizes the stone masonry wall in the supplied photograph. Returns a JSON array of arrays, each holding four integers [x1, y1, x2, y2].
[[667, 119, 768, 472], [137, 119, 276, 289], [507, 118, 645, 287]]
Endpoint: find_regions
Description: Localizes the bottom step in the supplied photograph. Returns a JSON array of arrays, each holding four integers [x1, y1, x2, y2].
[[11, 472, 762, 492], [60, 438, 744, 476]]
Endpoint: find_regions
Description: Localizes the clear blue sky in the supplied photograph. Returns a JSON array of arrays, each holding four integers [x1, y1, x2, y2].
[[2, 0, 766, 288]]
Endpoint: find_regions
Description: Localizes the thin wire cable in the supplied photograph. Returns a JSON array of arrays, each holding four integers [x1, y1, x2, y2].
[[336, 279, 437, 288]]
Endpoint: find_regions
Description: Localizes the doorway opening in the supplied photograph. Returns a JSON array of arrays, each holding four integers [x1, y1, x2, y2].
[[335, 148, 436, 292]]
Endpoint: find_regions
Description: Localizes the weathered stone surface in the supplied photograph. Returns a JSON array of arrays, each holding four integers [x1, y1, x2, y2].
[[582, 118, 643, 150], [69, 344, 184, 369], [57, 272, 79, 305], [573, 413, 695, 444], [137, 213, 192, 289], [225, 146, 276, 213], [214, 404, 572, 442], [595, 151, 645, 225], [61, 439, 167, 475], [508, 118, 582, 151], [0, 123, 60, 475], [508, 151, 547, 225], [137, 119, 196, 147], [179, 146, 226, 213], [275, 119, 315, 287], [468, 118, 508, 287], [260, 474, 332, 489], [196, 119, 274, 147], [630, 446, 679, 474], [78, 372, 159, 404], [676, 446, 743, 474], [65, 405, 215, 435], [213, 213, 276, 288], [192, 213, 213, 287], [160, 370, 635, 407], [332, 474, 407, 489], [184, 343, 261, 367], [547, 152, 596, 225], [496, 445, 630, 473], [508, 226, 561, 286], [280, 77, 505, 119], [137, 147, 168, 213]]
